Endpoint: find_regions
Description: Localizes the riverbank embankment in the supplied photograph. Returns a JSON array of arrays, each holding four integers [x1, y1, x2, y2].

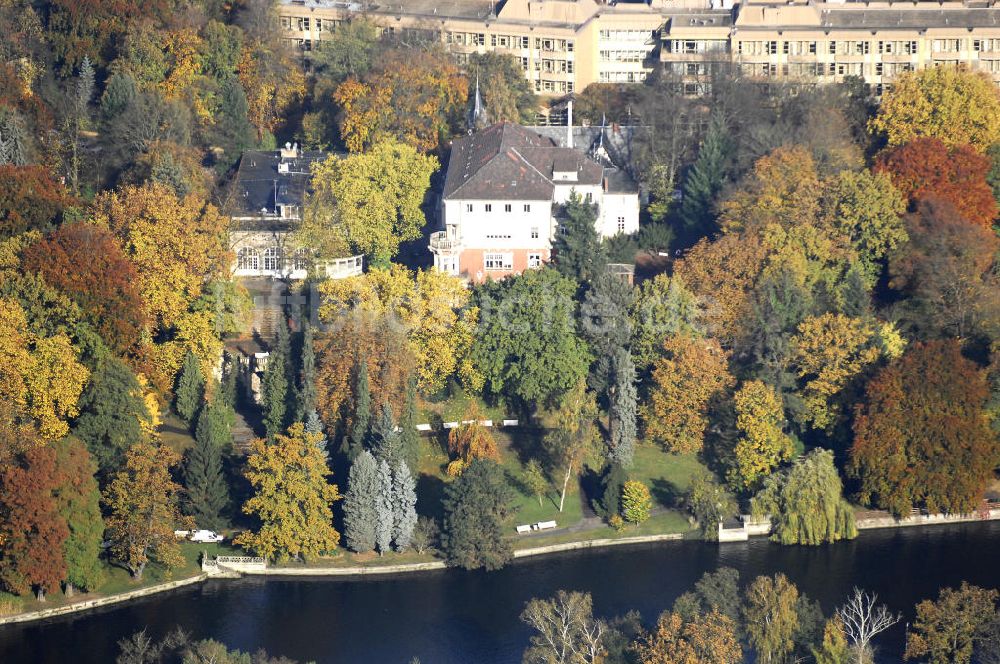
[[5, 510, 1000, 626]]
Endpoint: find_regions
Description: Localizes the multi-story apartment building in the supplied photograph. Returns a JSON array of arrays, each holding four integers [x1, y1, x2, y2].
[[662, 0, 1000, 93], [277, 0, 709, 94], [431, 118, 639, 282]]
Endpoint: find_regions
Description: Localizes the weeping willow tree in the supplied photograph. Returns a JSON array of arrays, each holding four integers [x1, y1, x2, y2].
[[751, 449, 856, 545]]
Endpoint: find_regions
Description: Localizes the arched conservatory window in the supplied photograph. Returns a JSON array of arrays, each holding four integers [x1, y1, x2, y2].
[[237, 247, 259, 271], [263, 247, 282, 272]]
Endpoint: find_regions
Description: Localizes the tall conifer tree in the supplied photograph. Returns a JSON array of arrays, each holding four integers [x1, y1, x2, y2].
[[343, 451, 378, 553], [347, 359, 371, 460], [375, 458, 393, 555], [175, 350, 206, 427], [392, 460, 418, 551], [185, 401, 231, 530], [678, 110, 730, 238]]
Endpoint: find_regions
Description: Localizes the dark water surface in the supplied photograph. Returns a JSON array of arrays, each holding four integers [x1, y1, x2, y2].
[[4, 521, 1000, 663]]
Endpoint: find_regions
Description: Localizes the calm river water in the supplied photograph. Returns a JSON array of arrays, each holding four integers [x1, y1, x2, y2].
[[3, 521, 1000, 663]]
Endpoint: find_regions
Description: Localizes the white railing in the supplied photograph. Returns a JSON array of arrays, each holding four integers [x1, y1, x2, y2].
[[320, 255, 364, 279]]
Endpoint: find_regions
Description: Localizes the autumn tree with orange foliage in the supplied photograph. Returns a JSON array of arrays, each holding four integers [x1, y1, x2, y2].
[[335, 47, 467, 153], [874, 138, 998, 229], [314, 311, 416, 435], [22, 222, 147, 357], [674, 234, 769, 343], [0, 165, 75, 240], [448, 402, 500, 468], [0, 445, 69, 600], [633, 610, 742, 664], [851, 341, 1000, 517], [642, 334, 734, 454]]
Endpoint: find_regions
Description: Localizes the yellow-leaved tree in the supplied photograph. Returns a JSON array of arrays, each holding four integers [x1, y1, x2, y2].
[[0, 298, 89, 442], [302, 139, 438, 264], [318, 264, 478, 393], [642, 334, 734, 454], [870, 66, 1000, 152], [789, 313, 884, 430], [235, 423, 342, 563], [92, 183, 229, 387], [728, 380, 794, 492], [104, 442, 192, 580]]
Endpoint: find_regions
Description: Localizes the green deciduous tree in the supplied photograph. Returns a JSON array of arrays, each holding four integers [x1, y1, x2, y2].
[[752, 449, 857, 546], [822, 169, 907, 285], [441, 459, 515, 570], [813, 617, 850, 664], [301, 139, 438, 263], [542, 379, 600, 513], [687, 470, 738, 541], [553, 191, 607, 284], [629, 274, 702, 373], [235, 424, 341, 562], [53, 437, 105, 595], [467, 52, 537, 124], [472, 268, 590, 408]]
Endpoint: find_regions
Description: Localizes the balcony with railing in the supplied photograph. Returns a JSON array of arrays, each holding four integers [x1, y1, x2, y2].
[[429, 231, 461, 254]]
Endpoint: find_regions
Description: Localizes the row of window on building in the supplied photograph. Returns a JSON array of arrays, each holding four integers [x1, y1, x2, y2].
[[466, 203, 533, 213], [736, 38, 1000, 57], [236, 247, 310, 272], [600, 71, 650, 83], [599, 29, 657, 43], [447, 32, 575, 53], [483, 253, 543, 270]]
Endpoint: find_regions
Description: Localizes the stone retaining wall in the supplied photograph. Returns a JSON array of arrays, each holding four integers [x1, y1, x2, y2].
[[856, 508, 1000, 530], [0, 574, 208, 626]]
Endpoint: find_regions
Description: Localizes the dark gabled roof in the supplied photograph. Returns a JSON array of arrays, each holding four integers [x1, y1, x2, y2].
[[224, 149, 333, 219], [443, 122, 621, 201], [519, 147, 604, 185]]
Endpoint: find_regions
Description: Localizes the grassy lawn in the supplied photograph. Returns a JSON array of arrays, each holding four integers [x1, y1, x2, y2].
[[414, 426, 585, 530], [513, 512, 696, 550], [628, 444, 705, 509], [158, 410, 197, 456], [418, 386, 507, 424], [7, 541, 233, 616]]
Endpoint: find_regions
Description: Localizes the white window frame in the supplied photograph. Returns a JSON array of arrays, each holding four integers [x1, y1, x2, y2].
[[484, 253, 513, 270], [237, 248, 260, 271]]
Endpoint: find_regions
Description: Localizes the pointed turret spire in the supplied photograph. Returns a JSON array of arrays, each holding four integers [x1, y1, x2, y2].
[[467, 74, 488, 134]]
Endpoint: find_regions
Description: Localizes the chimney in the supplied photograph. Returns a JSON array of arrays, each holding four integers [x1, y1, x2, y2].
[[566, 98, 574, 149]]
